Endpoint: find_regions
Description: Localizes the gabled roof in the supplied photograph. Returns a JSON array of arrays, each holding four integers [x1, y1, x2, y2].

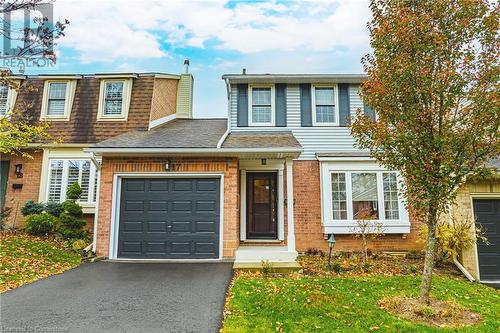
[[91, 119, 227, 149]]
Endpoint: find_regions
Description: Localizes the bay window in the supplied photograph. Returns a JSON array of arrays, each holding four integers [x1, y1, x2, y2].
[[323, 162, 409, 234], [47, 159, 99, 204]]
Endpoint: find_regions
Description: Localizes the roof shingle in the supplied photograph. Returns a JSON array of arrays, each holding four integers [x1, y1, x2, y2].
[[221, 131, 301, 149], [92, 119, 227, 148]]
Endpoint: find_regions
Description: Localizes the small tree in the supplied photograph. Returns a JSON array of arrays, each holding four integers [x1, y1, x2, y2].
[[352, 0, 499, 304], [351, 209, 385, 263]]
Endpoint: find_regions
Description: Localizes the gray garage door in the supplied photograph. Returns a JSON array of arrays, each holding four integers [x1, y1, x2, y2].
[[473, 199, 500, 281], [118, 178, 220, 259]]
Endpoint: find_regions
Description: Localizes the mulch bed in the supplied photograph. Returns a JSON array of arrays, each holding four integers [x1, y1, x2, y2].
[[379, 296, 482, 328]]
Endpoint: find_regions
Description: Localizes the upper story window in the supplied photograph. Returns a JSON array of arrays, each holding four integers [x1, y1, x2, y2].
[[249, 85, 275, 126], [0, 83, 18, 117], [41, 80, 77, 120], [97, 78, 133, 121], [312, 85, 338, 126]]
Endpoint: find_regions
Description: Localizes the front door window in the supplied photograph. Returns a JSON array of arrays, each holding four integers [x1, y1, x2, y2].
[[247, 172, 277, 239]]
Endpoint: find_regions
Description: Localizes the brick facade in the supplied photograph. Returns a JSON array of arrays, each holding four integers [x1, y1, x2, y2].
[[94, 157, 239, 258], [2, 151, 43, 228], [292, 160, 422, 253]]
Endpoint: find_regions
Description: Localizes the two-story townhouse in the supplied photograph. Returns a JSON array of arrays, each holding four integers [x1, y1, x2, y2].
[[0, 69, 193, 231], [85, 71, 422, 268]]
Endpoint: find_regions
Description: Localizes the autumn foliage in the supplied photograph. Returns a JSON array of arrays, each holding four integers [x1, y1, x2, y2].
[[352, 0, 499, 303]]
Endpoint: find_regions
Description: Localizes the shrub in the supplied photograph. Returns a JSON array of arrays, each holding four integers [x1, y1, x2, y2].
[[419, 211, 487, 262], [56, 188, 86, 240], [57, 225, 86, 240], [66, 182, 82, 200], [25, 213, 56, 235], [71, 239, 88, 252], [61, 201, 83, 218], [21, 200, 44, 216], [44, 201, 64, 217]]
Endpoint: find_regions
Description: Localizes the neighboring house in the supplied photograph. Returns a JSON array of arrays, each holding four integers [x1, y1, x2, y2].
[[0, 70, 193, 230], [85, 72, 422, 266], [453, 158, 500, 282]]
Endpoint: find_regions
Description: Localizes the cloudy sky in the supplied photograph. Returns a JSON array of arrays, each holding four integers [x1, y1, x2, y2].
[[25, 0, 372, 118]]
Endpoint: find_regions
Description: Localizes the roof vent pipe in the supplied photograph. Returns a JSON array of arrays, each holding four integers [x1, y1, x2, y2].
[[184, 59, 190, 74], [242, 68, 246, 75]]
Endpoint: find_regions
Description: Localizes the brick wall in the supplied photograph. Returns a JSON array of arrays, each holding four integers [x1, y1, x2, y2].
[[95, 157, 239, 258], [2, 151, 43, 228], [292, 160, 422, 253]]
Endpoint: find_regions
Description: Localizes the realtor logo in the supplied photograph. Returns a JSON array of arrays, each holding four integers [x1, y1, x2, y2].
[[1, 2, 55, 72]]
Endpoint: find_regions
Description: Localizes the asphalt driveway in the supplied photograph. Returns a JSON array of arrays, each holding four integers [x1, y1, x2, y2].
[[0, 262, 233, 333]]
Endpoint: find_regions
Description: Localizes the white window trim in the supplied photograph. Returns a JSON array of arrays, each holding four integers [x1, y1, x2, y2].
[[40, 80, 77, 121], [97, 78, 133, 121], [311, 84, 339, 126], [320, 161, 410, 234], [248, 84, 275, 127], [39, 148, 99, 213], [0, 82, 19, 118]]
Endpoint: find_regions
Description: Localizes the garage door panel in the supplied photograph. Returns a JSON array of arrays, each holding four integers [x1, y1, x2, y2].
[[195, 221, 217, 233], [149, 180, 169, 191], [125, 180, 145, 191], [148, 201, 168, 211], [117, 178, 220, 259], [474, 199, 500, 281]]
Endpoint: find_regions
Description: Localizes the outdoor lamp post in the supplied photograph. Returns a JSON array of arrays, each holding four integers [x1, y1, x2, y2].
[[327, 234, 336, 271]]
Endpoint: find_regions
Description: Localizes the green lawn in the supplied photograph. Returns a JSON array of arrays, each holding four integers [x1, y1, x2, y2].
[[223, 274, 500, 333], [0, 232, 81, 292]]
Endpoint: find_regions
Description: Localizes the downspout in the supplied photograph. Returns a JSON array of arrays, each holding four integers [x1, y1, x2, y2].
[[453, 256, 475, 282], [217, 77, 232, 149], [90, 153, 101, 253]]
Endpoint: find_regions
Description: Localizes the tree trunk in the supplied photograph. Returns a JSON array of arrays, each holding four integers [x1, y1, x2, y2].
[[420, 211, 438, 304]]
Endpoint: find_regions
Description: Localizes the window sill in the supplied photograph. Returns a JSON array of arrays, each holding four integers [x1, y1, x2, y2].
[[322, 221, 410, 234], [40, 116, 70, 121], [96, 117, 128, 122], [80, 204, 96, 215]]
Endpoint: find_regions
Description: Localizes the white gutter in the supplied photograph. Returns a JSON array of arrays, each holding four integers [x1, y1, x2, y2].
[[453, 256, 476, 282], [85, 147, 302, 154]]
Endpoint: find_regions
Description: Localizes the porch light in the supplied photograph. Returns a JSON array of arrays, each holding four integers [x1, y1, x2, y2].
[[261, 158, 267, 166], [327, 234, 336, 271], [164, 160, 172, 171], [15, 164, 23, 178]]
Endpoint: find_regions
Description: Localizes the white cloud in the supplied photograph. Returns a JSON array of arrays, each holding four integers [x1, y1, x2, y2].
[[53, 0, 370, 62]]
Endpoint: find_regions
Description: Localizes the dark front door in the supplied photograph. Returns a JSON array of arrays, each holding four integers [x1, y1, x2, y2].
[[118, 178, 220, 259], [473, 199, 500, 281], [0, 160, 9, 209], [246, 172, 277, 239]]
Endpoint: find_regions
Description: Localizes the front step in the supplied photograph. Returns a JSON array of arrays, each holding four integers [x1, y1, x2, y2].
[[234, 246, 298, 262], [233, 246, 301, 273], [233, 261, 302, 273]]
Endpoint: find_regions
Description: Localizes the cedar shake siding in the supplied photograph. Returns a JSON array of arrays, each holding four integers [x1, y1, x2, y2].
[[15, 75, 178, 143]]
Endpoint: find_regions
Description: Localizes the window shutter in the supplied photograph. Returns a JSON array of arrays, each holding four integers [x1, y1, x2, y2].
[[236, 84, 248, 127], [363, 101, 376, 120], [300, 83, 312, 127], [275, 83, 287, 127], [338, 83, 351, 126]]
